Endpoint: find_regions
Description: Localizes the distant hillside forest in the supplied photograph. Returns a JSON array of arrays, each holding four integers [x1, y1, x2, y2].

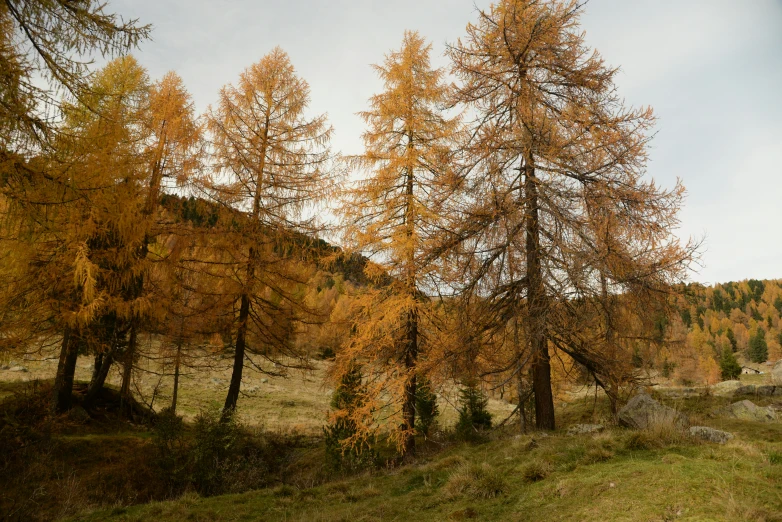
[[658, 280, 782, 384]]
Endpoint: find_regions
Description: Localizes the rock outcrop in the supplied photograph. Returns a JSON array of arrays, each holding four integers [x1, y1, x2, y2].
[[725, 400, 776, 422], [566, 424, 604, 436], [688, 426, 734, 444], [772, 360, 782, 386], [711, 380, 742, 396], [618, 394, 688, 430]]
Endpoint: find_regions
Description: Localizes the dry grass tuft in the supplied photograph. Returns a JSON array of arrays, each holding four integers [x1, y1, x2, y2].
[[521, 458, 552, 483], [624, 409, 689, 450], [427, 454, 467, 471], [443, 462, 506, 500], [581, 446, 614, 465]]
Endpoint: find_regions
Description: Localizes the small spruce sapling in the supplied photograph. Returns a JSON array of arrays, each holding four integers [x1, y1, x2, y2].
[[414, 375, 439, 439], [455, 380, 492, 440]]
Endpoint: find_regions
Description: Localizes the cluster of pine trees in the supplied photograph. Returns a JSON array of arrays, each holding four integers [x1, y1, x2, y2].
[[1, 0, 704, 457]]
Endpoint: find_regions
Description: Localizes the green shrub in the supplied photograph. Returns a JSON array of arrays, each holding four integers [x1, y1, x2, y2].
[[324, 365, 378, 472], [190, 406, 243, 495], [151, 407, 187, 493]]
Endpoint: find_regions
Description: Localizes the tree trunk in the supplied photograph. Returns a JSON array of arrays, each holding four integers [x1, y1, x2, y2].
[[525, 162, 555, 430], [223, 292, 250, 415], [171, 339, 182, 413], [512, 316, 527, 434], [83, 350, 113, 409], [401, 138, 418, 456], [120, 321, 137, 412], [52, 328, 77, 413], [517, 368, 527, 434], [223, 117, 268, 418], [91, 351, 104, 387], [402, 308, 418, 455]]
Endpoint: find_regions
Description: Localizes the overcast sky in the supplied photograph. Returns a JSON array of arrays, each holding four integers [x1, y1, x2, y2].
[[111, 0, 782, 285]]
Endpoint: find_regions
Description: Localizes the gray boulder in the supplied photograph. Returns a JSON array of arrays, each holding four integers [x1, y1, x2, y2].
[[8, 365, 28, 372], [711, 380, 742, 396], [772, 361, 782, 386], [688, 426, 734, 444], [725, 400, 776, 422], [755, 385, 780, 396], [734, 384, 756, 396], [618, 393, 688, 430], [567, 424, 604, 436]]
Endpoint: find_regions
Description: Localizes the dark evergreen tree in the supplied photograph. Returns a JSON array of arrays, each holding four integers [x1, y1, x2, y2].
[[455, 381, 492, 439], [726, 328, 737, 352], [719, 346, 742, 380], [414, 375, 439, 438], [680, 309, 692, 328], [748, 328, 768, 364]]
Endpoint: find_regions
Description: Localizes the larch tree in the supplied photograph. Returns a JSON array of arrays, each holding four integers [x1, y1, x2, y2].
[[444, 0, 695, 430], [53, 55, 151, 411], [118, 70, 203, 409], [338, 31, 459, 454], [0, 0, 148, 411], [0, 0, 147, 352], [207, 47, 334, 414]]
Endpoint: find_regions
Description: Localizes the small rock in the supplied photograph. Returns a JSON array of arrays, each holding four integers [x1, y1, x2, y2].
[[0, 365, 9, 371], [609, 482, 616, 488], [567, 424, 605, 436], [618, 393, 688, 430], [261, 378, 269, 384], [244, 385, 259, 393], [8, 365, 28, 372], [725, 400, 776, 422], [210, 377, 225, 386], [688, 426, 734, 444]]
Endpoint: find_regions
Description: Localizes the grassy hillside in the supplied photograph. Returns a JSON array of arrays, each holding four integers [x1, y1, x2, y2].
[[71, 392, 782, 522]]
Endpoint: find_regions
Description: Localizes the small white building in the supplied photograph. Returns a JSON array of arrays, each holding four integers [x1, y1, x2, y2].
[[741, 366, 763, 375]]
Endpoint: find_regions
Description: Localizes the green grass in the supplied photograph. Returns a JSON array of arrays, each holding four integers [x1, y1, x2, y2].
[[4, 352, 782, 521], [69, 399, 782, 522]]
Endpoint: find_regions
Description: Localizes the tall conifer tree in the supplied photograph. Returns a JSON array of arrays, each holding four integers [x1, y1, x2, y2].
[[339, 31, 459, 454], [207, 48, 334, 414], [445, 0, 695, 429]]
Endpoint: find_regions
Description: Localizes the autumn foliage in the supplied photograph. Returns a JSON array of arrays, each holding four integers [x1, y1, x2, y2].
[[2, 0, 751, 475]]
